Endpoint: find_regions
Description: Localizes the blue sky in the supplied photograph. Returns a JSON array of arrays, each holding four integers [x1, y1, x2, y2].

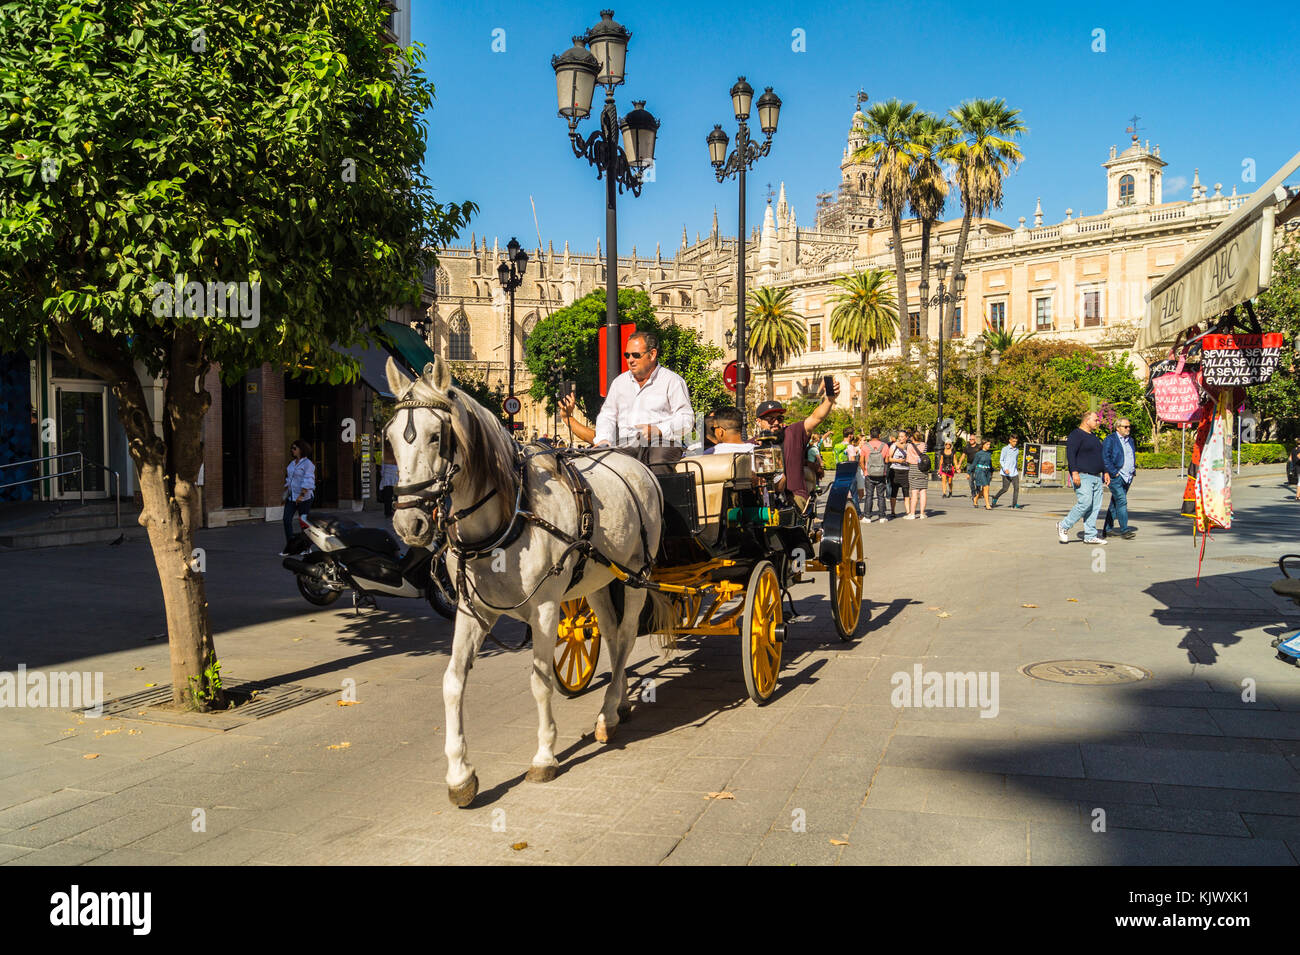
[[417, 0, 1299, 254]]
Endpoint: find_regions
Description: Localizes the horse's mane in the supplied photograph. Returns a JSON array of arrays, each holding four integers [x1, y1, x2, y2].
[[411, 376, 517, 501]]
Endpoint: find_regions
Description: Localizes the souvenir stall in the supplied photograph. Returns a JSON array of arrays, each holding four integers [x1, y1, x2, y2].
[[1138, 149, 1300, 577]]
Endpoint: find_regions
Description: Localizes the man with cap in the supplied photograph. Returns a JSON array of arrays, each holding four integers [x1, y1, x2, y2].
[[753, 381, 839, 513]]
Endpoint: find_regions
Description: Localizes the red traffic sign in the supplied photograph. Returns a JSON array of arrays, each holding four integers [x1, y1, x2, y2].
[[503, 395, 522, 415], [723, 360, 750, 392]]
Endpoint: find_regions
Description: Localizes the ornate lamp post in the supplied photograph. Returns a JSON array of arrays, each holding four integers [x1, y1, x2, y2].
[[552, 10, 659, 392], [958, 348, 1000, 440], [496, 237, 528, 433], [708, 77, 781, 434], [917, 260, 965, 441]]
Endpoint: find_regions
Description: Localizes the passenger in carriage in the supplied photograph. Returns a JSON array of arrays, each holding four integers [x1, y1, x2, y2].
[[752, 379, 839, 513], [556, 329, 695, 472], [699, 406, 754, 455]]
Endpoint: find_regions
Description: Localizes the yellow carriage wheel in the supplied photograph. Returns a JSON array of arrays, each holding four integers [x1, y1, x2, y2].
[[553, 598, 602, 697], [828, 502, 866, 641], [741, 561, 785, 704]]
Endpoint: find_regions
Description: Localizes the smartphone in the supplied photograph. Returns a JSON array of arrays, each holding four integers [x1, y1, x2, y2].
[[823, 375, 836, 398], [560, 380, 576, 400]]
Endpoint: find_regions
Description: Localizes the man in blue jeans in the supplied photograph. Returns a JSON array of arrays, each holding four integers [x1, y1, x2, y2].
[[1057, 411, 1110, 545], [1101, 417, 1138, 540]]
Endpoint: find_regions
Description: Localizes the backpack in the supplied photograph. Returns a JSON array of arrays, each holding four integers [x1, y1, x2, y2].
[[914, 443, 932, 474], [866, 442, 887, 478]]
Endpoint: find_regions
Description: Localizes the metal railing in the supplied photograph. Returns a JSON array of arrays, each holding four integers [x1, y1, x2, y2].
[[0, 451, 121, 529]]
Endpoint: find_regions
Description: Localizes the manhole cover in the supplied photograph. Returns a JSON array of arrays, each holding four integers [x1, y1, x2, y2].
[[1019, 660, 1151, 685]]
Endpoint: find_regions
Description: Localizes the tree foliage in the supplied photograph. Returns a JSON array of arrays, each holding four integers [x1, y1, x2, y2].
[[523, 287, 728, 422], [1246, 243, 1300, 435], [0, 0, 473, 704]]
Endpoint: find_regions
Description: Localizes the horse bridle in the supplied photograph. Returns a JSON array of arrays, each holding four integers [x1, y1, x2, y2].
[[391, 395, 461, 514]]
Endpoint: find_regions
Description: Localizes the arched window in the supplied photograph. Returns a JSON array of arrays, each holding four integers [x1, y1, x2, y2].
[[435, 267, 450, 297], [859, 172, 868, 193], [1118, 174, 1135, 206], [447, 311, 471, 361], [521, 311, 539, 351], [679, 290, 691, 306]]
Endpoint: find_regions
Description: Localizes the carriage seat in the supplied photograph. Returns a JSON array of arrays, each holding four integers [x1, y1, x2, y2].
[[673, 452, 753, 524]]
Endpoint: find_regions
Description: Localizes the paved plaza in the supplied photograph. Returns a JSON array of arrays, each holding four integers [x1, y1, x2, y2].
[[1, 467, 1299, 865]]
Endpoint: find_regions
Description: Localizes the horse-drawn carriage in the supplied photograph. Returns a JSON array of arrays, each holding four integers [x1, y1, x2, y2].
[[551, 444, 867, 704], [382, 355, 867, 806]]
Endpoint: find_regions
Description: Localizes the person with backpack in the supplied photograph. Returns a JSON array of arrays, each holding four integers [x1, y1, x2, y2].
[[861, 427, 890, 522], [905, 429, 931, 519]]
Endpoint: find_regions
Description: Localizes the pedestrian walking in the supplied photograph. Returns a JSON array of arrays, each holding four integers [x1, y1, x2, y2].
[[992, 434, 1023, 508], [280, 438, 315, 556], [905, 430, 930, 519], [1288, 441, 1300, 497], [861, 427, 890, 521], [1101, 417, 1138, 539], [379, 444, 398, 518], [968, 438, 993, 509], [1057, 411, 1110, 545], [938, 441, 957, 497], [887, 429, 910, 517]]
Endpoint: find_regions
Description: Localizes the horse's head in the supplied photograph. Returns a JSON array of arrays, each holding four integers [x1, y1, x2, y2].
[[385, 355, 456, 547], [383, 354, 517, 548]]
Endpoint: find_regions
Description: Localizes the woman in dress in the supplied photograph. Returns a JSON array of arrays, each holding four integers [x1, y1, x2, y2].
[[939, 441, 957, 498], [905, 430, 930, 519], [969, 438, 994, 509], [281, 438, 316, 555]]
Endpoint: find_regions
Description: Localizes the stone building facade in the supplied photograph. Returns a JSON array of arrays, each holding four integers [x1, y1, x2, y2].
[[423, 100, 1255, 427]]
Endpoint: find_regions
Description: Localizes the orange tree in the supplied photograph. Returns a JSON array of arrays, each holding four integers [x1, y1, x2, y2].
[[0, 0, 473, 707]]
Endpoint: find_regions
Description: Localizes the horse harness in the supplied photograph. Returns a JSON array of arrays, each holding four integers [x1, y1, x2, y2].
[[391, 395, 622, 624]]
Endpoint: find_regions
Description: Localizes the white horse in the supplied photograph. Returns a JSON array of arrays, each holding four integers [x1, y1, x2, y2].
[[384, 356, 675, 807]]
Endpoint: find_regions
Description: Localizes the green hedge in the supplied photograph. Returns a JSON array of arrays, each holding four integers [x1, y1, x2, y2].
[[1136, 452, 1181, 469], [1132, 444, 1286, 469]]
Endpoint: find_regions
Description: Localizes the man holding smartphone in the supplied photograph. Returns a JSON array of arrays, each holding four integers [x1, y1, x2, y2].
[[754, 378, 839, 513], [558, 329, 695, 470]]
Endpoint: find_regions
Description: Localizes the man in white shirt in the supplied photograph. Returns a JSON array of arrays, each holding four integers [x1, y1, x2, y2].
[[992, 434, 1023, 509], [558, 329, 695, 470]]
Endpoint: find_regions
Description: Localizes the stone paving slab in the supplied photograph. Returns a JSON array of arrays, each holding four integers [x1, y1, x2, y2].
[[1, 468, 1299, 864]]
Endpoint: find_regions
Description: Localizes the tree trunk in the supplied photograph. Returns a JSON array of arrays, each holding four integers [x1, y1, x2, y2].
[[946, 205, 975, 337], [918, 218, 932, 349], [765, 364, 775, 403], [113, 333, 219, 710], [891, 217, 910, 362], [861, 350, 870, 413]]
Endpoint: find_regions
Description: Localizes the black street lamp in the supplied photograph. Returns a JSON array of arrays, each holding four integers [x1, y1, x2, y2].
[[708, 77, 781, 435], [496, 237, 528, 434], [552, 10, 659, 393], [918, 260, 965, 443]]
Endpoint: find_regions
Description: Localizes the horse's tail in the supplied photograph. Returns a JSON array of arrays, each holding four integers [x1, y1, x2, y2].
[[645, 589, 679, 652]]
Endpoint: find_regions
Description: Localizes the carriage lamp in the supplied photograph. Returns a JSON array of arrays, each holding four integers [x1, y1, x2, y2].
[[552, 9, 659, 393], [708, 75, 781, 435]]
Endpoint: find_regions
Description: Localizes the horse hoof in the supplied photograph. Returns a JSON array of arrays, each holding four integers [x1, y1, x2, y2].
[[447, 773, 479, 808], [525, 764, 558, 783], [595, 720, 614, 744]]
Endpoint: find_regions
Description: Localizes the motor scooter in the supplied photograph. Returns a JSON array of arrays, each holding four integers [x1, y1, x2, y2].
[[282, 512, 456, 618]]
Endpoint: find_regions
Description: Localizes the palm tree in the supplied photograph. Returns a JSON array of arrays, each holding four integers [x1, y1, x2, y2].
[[908, 113, 956, 347], [941, 98, 1026, 336], [828, 269, 899, 411], [982, 327, 1034, 353], [851, 99, 923, 359], [746, 286, 806, 401]]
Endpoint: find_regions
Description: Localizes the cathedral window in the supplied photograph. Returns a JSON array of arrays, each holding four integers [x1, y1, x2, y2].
[[447, 311, 472, 361], [435, 267, 450, 297]]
